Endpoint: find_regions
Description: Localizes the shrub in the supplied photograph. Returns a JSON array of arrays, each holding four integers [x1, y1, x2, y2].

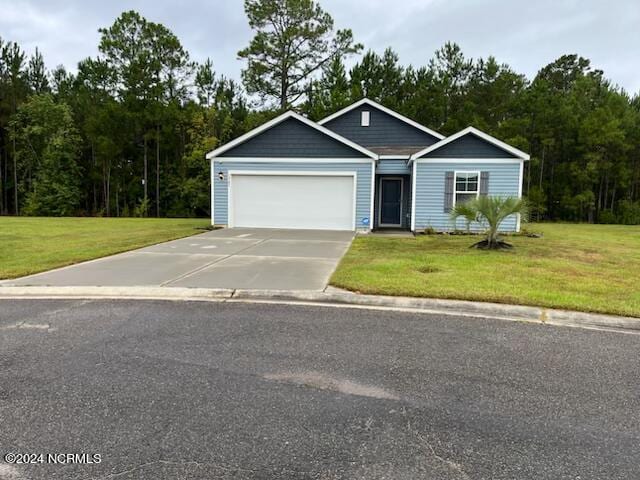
[[618, 200, 640, 225]]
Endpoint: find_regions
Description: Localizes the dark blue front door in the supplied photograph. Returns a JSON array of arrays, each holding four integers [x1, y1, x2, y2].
[[380, 178, 402, 226]]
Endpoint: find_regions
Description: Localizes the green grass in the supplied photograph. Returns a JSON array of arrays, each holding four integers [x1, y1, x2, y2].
[[331, 223, 640, 317], [0, 217, 210, 279]]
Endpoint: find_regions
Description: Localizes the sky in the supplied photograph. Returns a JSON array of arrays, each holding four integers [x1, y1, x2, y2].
[[1, 0, 639, 94]]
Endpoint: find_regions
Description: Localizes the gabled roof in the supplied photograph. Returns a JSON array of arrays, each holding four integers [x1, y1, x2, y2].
[[206, 110, 378, 159], [411, 126, 530, 161], [318, 98, 445, 140]]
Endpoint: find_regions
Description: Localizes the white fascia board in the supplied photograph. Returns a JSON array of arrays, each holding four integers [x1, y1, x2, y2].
[[414, 157, 524, 164], [378, 155, 411, 160], [216, 157, 375, 164], [318, 98, 445, 140], [411, 126, 530, 161], [206, 110, 378, 160]]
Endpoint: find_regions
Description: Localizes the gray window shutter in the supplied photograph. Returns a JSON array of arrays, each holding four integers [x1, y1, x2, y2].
[[480, 171, 490, 196], [444, 171, 454, 213]]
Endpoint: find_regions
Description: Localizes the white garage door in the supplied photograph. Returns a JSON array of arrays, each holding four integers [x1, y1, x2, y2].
[[230, 173, 355, 230]]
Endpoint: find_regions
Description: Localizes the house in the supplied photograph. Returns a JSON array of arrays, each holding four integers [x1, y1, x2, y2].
[[206, 98, 530, 233]]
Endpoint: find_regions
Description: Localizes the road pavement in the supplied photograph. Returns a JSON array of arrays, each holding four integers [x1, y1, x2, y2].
[[0, 299, 638, 479]]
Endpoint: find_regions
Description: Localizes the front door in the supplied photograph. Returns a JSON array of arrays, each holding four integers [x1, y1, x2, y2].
[[379, 177, 402, 226]]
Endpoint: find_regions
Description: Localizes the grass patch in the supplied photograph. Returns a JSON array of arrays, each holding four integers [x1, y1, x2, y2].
[[331, 223, 640, 317], [0, 217, 210, 279]]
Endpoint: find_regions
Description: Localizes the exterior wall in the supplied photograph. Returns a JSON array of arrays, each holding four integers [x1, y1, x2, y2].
[[212, 160, 374, 231], [220, 118, 364, 158], [323, 106, 440, 147], [413, 161, 523, 232], [376, 159, 411, 175], [419, 133, 517, 159]]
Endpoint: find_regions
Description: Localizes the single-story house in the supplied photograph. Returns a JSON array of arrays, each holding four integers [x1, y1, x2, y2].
[[206, 98, 529, 233]]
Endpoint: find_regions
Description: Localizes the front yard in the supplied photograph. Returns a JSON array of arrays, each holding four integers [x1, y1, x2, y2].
[[0, 217, 209, 279], [331, 223, 640, 317]]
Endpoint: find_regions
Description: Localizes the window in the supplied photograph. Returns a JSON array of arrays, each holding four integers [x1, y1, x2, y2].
[[361, 111, 370, 127], [454, 171, 479, 205]]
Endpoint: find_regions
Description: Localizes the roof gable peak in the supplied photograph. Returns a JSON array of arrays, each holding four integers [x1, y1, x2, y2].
[[318, 98, 444, 140], [206, 110, 377, 159], [411, 126, 530, 161]]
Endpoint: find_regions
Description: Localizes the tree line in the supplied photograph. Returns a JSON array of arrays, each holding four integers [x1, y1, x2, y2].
[[0, 0, 638, 223]]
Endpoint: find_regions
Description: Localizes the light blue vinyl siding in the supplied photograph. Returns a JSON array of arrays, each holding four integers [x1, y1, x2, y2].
[[376, 159, 411, 175], [413, 162, 522, 232], [212, 161, 373, 230]]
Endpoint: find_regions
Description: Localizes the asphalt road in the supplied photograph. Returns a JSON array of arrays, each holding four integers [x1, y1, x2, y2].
[[0, 299, 638, 480]]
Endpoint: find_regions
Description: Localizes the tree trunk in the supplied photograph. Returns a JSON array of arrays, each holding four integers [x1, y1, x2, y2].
[[143, 136, 148, 216], [3, 147, 8, 214], [610, 185, 616, 213], [104, 162, 111, 217], [156, 124, 160, 218], [12, 137, 18, 215], [0, 143, 3, 214], [92, 143, 97, 214], [538, 144, 544, 191], [280, 60, 288, 109], [603, 172, 609, 214], [526, 160, 531, 196]]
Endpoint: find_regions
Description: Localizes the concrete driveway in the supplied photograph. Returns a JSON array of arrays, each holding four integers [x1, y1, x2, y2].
[[3, 228, 354, 290]]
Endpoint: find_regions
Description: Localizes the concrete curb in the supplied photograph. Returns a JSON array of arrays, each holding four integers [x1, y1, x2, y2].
[[0, 285, 638, 333], [0, 286, 234, 301], [232, 289, 640, 332]]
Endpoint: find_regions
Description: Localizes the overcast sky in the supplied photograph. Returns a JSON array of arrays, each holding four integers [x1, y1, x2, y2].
[[1, 0, 638, 94]]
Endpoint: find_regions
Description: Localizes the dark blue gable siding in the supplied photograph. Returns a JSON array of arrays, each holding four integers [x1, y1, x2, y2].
[[220, 118, 364, 157], [419, 133, 517, 158], [322, 106, 440, 147]]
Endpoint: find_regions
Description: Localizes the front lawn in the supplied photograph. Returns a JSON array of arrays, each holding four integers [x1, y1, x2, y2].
[[331, 223, 640, 317], [0, 217, 210, 279]]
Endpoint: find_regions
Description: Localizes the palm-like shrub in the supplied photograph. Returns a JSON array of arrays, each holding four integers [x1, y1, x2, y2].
[[451, 196, 529, 249]]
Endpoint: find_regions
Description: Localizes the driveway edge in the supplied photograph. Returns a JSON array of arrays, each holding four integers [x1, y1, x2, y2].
[[0, 285, 638, 333]]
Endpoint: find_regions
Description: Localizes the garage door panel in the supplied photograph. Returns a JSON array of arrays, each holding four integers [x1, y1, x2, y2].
[[230, 174, 354, 230]]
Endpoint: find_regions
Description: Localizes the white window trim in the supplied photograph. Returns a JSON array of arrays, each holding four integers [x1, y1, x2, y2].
[[453, 170, 481, 207], [226, 170, 358, 231], [378, 177, 404, 228]]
